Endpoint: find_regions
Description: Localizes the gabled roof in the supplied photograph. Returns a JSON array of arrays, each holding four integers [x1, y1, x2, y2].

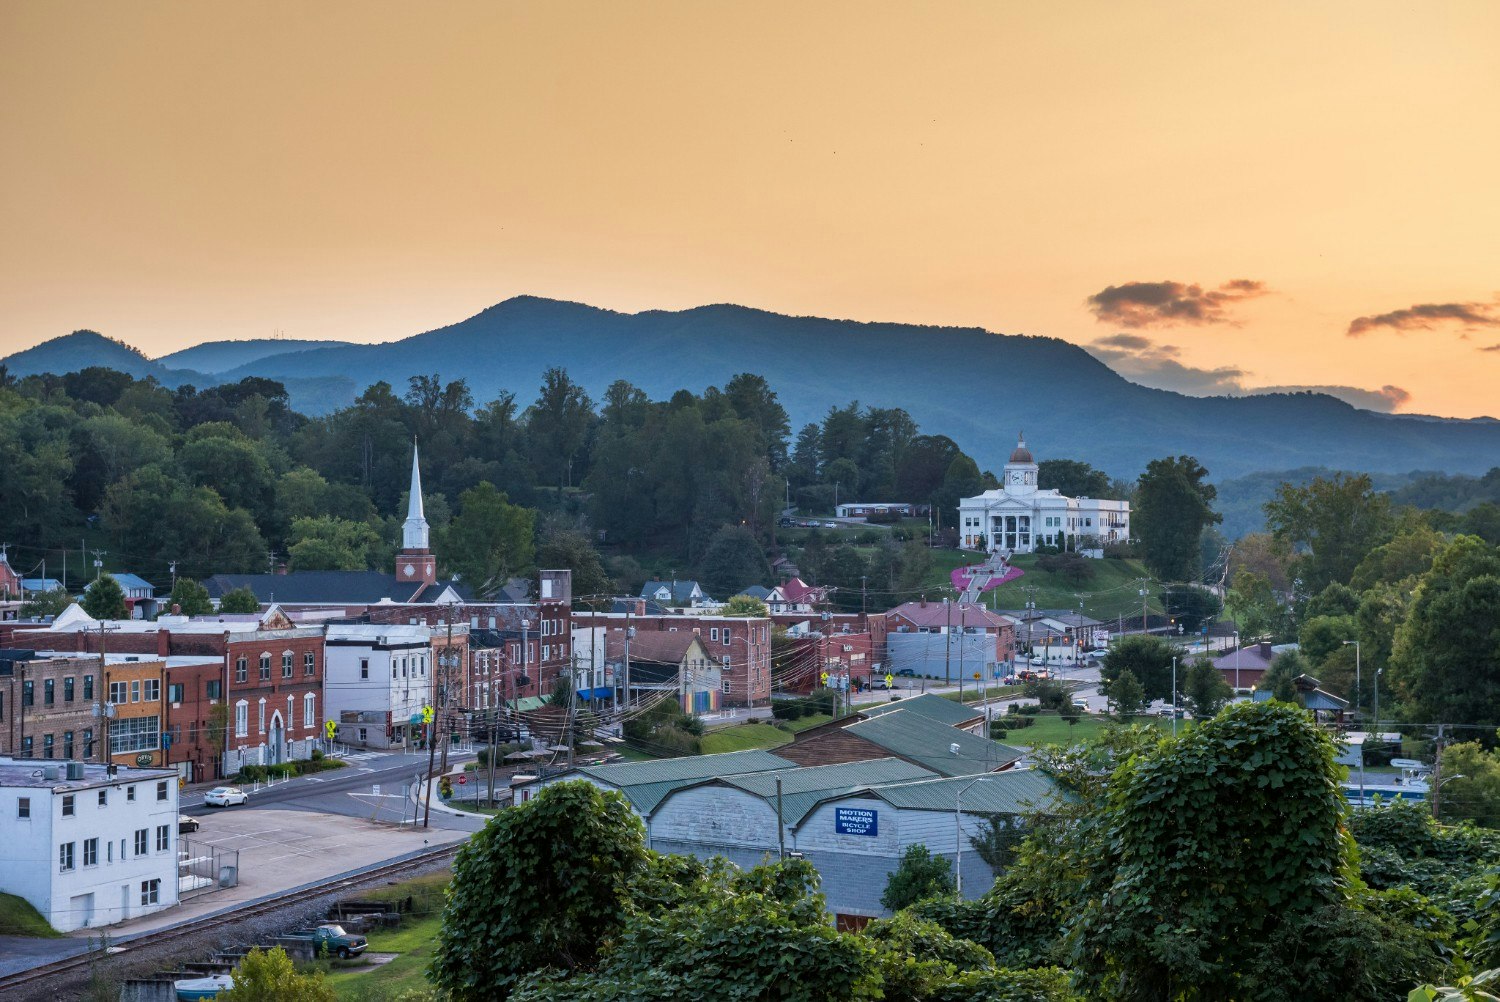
[[573, 749, 794, 814], [640, 580, 707, 604], [604, 630, 707, 665], [865, 769, 1064, 815], [112, 573, 157, 594], [778, 577, 824, 604], [716, 757, 935, 825], [885, 601, 1012, 631], [202, 571, 474, 605], [843, 710, 1022, 777], [736, 585, 774, 600], [858, 693, 983, 729], [21, 578, 64, 593]]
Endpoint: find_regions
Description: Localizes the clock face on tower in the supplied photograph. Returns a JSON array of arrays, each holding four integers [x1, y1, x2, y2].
[[1010, 471, 1024, 485], [403, 563, 416, 577]]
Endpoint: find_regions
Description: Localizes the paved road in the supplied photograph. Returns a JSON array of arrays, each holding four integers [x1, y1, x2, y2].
[[184, 750, 487, 832]]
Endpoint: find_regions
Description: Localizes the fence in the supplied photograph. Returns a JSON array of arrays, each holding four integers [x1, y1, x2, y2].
[[178, 836, 239, 899]]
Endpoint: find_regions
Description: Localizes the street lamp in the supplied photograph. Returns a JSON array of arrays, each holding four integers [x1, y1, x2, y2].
[[1171, 656, 1178, 737], [954, 776, 991, 898], [1232, 631, 1240, 693], [1342, 640, 1361, 722]]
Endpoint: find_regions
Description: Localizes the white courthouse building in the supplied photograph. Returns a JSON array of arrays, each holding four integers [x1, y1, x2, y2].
[[1, 758, 181, 931], [959, 435, 1130, 554]]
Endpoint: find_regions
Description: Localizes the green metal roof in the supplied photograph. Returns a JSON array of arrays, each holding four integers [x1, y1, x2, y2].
[[858, 693, 983, 728], [717, 758, 937, 825], [575, 749, 794, 814], [845, 709, 1022, 777], [867, 769, 1064, 815]]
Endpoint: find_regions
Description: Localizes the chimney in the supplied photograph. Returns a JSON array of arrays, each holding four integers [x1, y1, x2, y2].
[[157, 630, 170, 658], [1258, 641, 1273, 658], [171, 604, 181, 615]]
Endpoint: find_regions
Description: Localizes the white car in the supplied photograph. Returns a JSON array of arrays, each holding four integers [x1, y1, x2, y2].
[[204, 786, 248, 807]]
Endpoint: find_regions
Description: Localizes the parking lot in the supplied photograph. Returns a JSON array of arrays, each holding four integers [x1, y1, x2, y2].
[[77, 807, 467, 938]]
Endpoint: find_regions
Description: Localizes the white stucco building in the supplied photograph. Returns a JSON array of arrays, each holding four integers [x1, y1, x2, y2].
[[1, 758, 181, 931], [322, 625, 434, 749], [958, 435, 1130, 554]]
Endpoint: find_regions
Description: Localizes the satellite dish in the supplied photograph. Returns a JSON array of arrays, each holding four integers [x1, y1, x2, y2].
[[949, 742, 960, 756]]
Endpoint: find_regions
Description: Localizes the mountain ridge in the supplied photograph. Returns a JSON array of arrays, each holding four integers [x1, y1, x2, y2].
[[7, 296, 1500, 479]]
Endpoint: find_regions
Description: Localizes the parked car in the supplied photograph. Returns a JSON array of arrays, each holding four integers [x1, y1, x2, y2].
[[822, 521, 837, 528], [1071, 698, 1090, 712], [204, 786, 248, 807], [870, 678, 890, 690], [178, 815, 201, 834], [894, 668, 918, 677], [286, 923, 368, 959]]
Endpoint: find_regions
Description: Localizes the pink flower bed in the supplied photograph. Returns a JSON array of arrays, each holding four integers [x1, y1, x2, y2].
[[950, 563, 1025, 594]]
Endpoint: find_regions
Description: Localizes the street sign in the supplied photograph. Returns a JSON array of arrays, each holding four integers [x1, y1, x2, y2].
[[884, 674, 894, 687], [372, 784, 380, 796], [421, 705, 435, 724], [324, 720, 337, 738], [457, 774, 467, 785]]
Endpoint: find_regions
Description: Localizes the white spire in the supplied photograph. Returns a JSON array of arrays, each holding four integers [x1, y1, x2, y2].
[[402, 439, 429, 551]]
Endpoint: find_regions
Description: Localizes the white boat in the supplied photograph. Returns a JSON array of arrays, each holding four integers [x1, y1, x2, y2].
[[1343, 763, 1431, 808], [174, 974, 235, 1000]]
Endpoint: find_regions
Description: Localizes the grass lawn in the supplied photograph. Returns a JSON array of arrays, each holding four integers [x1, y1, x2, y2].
[[0, 892, 62, 937], [997, 711, 1173, 747], [701, 723, 794, 754], [324, 873, 451, 1001], [781, 712, 835, 733], [940, 684, 1025, 704]]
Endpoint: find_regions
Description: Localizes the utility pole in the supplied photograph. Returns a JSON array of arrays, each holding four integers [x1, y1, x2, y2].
[[91, 549, 106, 582], [1431, 723, 1447, 821], [96, 622, 118, 763], [941, 598, 952, 686], [1171, 656, 1178, 738], [957, 604, 966, 701], [860, 575, 867, 615], [1139, 583, 1150, 637], [437, 607, 456, 784], [169, 561, 178, 593]]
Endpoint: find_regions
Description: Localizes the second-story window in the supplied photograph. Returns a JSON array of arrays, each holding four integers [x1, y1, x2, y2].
[[282, 653, 293, 678], [236, 657, 248, 683], [304, 652, 316, 676], [259, 654, 270, 681]]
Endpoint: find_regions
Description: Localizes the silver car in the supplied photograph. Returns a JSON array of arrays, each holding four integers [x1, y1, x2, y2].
[[204, 786, 248, 807]]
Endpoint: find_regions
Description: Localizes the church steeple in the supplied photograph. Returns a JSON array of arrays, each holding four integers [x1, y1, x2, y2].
[[402, 439, 429, 551], [397, 440, 437, 588]]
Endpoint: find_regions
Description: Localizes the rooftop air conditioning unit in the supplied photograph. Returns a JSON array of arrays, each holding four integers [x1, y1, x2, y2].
[[66, 761, 85, 780], [43, 765, 63, 781]]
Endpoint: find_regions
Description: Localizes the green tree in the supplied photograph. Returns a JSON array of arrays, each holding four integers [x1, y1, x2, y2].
[[1389, 536, 1500, 740], [20, 589, 73, 618], [1299, 614, 1358, 668], [219, 586, 261, 614], [535, 524, 613, 601], [1257, 648, 1307, 704], [431, 781, 648, 1000], [441, 482, 536, 597], [217, 946, 335, 1002], [81, 572, 128, 620], [1225, 568, 1293, 642], [514, 857, 879, 1002], [1162, 584, 1222, 635], [1265, 473, 1395, 595], [1435, 741, 1500, 828], [881, 844, 956, 912], [1100, 634, 1185, 702], [167, 577, 214, 617], [527, 367, 594, 490], [1106, 668, 1147, 717], [1068, 701, 1357, 999], [286, 516, 380, 571], [1133, 456, 1220, 581], [1182, 657, 1232, 717], [1037, 459, 1113, 499], [697, 524, 771, 599], [720, 594, 769, 618]]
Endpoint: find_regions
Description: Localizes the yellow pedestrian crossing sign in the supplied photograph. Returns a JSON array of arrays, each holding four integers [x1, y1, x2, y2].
[[884, 674, 894, 687], [820, 672, 830, 685], [324, 720, 336, 739], [421, 705, 435, 724]]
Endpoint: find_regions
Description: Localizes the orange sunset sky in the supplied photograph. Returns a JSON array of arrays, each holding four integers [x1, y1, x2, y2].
[[2, 2, 1498, 416]]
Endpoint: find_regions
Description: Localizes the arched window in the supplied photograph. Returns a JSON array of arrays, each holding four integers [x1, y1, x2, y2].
[[259, 653, 271, 681], [235, 700, 248, 737], [281, 652, 294, 678], [303, 692, 316, 728], [257, 698, 267, 734]]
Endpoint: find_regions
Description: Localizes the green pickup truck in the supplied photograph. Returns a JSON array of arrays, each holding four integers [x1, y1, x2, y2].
[[289, 923, 368, 958]]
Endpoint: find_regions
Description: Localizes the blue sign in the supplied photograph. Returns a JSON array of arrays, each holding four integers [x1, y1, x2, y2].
[[835, 807, 878, 837]]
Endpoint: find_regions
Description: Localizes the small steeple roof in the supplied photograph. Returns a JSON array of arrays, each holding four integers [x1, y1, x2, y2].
[[1009, 432, 1034, 464], [401, 439, 430, 552]]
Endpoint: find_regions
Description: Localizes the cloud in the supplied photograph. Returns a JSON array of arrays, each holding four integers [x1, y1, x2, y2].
[[1347, 300, 1500, 337], [1084, 336, 1247, 395], [1086, 279, 1268, 328], [1477, 343, 1500, 352], [1085, 334, 1411, 411], [1248, 384, 1411, 413]]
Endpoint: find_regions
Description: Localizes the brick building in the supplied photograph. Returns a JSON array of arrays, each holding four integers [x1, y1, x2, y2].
[[0, 651, 100, 761], [575, 605, 772, 708]]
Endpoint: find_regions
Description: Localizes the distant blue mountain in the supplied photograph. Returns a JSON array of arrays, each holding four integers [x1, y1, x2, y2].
[[157, 338, 353, 374], [8, 297, 1500, 479]]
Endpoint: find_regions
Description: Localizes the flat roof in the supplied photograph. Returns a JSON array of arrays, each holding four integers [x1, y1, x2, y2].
[[0, 759, 178, 791], [32, 652, 221, 668]]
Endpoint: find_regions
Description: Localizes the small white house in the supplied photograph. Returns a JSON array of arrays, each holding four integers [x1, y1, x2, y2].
[[0, 758, 181, 931], [323, 625, 434, 749]]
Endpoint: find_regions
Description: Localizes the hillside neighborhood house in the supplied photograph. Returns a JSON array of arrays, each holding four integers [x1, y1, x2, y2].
[[959, 435, 1129, 554]]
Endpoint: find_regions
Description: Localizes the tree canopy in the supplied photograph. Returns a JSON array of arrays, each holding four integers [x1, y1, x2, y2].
[[1133, 456, 1220, 581]]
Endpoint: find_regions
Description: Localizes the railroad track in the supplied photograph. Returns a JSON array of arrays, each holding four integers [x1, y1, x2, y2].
[[0, 841, 464, 995]]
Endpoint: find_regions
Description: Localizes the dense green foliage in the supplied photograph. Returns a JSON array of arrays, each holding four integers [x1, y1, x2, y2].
[[430, 781, 649, 1000], [218, 946, 336, 1002], [881, 844, 956, 912], [1133, 455, 1220, 581], [1099, 634, 1185, 702], [80, 571, 127, 619]]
